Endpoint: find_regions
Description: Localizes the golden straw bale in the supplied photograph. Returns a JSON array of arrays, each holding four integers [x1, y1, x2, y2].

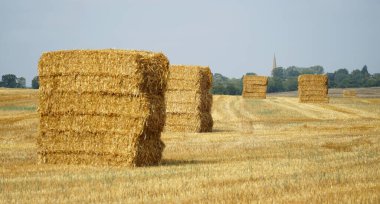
[[298, 74, 329, 103], [38, 49, 169, 167], [168, 65, 212, 90], [343, 90, 357, 98], [165, 113, 213, 132], [243, 75, 268, 85], [242, 75, 268, 99], [166, 92, 212, 113], [164, 65, 213, 132], [243, 85, 267, 93], [298, 74, 328, 84]]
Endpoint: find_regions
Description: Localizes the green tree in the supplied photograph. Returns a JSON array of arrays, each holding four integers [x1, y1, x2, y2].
[[225, 83, 240, 95], [2, 74, 17, 88], [334, 69, 350, 88], [285, 66, 300, 77], [309, 65, 324, 74], [16, 77, 26, 88], [326, 73, 335, 88], [283, 77, 298, 91], [350, 69, 363, 87], [372, 73, 380, 86], [32, 76, 39, 89], [272, 67, 285, 79], [267, 77, 284, 93], [361, 65, 369, 77]]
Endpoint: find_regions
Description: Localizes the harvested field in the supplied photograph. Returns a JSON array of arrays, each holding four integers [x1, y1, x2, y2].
[[38, 49, 169, 167], [1, 88, 380, 203]]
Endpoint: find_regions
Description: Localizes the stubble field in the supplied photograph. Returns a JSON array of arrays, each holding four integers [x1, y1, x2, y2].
[[0, 88, 379, 203]]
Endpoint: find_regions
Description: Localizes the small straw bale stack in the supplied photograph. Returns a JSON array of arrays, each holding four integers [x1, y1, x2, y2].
[[298, 74, 329, 103], [38, 49, 169, 167], [343, 90, 357, 98], [242, 75, 268, 99], [164, 65, 213, 132]]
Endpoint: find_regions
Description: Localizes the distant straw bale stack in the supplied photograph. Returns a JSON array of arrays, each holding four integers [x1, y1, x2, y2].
[[242, 75, 268, 99], [38, 49, 169, 167], [164, 65, 213, 132], [343, 90, 357, 98], [298, 74, 329, 103]]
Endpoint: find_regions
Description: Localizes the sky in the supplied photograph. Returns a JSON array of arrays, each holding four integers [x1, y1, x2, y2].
[[1, 0, 379, 86]]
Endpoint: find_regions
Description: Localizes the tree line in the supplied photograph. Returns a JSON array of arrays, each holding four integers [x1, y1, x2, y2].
[[212, 65, 380, 95], [1, 65, 380, 93], [0, 74, 39, 89]]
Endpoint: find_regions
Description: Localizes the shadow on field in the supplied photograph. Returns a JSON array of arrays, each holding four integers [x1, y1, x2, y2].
[[161, 159, 218, 166]]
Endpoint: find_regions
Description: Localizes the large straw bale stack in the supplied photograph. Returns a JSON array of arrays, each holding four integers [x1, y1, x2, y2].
[[343, 90, 357, 98], [164, 65, 213, 132], [242, 75, 268, 99], [298, 74, 329, 103], [38, 49, 169, 167]]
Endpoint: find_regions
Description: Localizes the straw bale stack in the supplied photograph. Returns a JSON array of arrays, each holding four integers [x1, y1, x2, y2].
[[298, 74, 329, 103], [38, 49, 169, 166], [343, 90, 357, 98], [242, 75, 268, 99], [164, 65, 213, 132]]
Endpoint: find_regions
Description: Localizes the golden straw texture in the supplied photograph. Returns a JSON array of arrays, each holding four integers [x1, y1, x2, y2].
[[343, 90, 357, 98], [242, 75, 268, 99], [38, 49, 169, 167], [164, 65, 213, 132], [298, 74, 329, 103]]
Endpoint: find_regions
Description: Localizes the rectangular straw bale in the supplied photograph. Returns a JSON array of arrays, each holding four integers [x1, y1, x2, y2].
[[298, 74, 329, 103], [39, 92, 164, 117], [166, 92, 212, 113], [243, 85, 267, 93], [168, 65, 212, 90], [298, 90, 328, 96], [38, 49, 169, 167], [297, 86, 328, 92], [343, 90, 357, 97], [298, 74, 328, 84], [164, 65, 213, 132], [165, 113, 213, 132], [242, 75, 268, 99], [243, 75, 268, 85], [299, 97, 329, 103], [39, 50, 169, 96]]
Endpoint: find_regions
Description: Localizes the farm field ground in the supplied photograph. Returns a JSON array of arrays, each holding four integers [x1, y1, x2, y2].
[[0, 88, 379, 203]]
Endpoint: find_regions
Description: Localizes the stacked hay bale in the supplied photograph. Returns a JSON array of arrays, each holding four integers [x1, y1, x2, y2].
[[298, 74, 329, 103], [164, 65, 213, 132], [242, 75, 268, 99], [343, 90, 357, 98], [38, 49, 169, 167]]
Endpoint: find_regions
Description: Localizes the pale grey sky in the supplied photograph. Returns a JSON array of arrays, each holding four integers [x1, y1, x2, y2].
[[1, 0, 379, 86]]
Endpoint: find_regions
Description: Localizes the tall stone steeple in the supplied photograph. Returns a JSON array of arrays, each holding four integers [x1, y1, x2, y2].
[[272, 53, 277, 70]]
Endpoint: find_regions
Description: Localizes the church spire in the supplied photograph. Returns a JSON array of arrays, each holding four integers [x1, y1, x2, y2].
[[272, 53, 277, 69]]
